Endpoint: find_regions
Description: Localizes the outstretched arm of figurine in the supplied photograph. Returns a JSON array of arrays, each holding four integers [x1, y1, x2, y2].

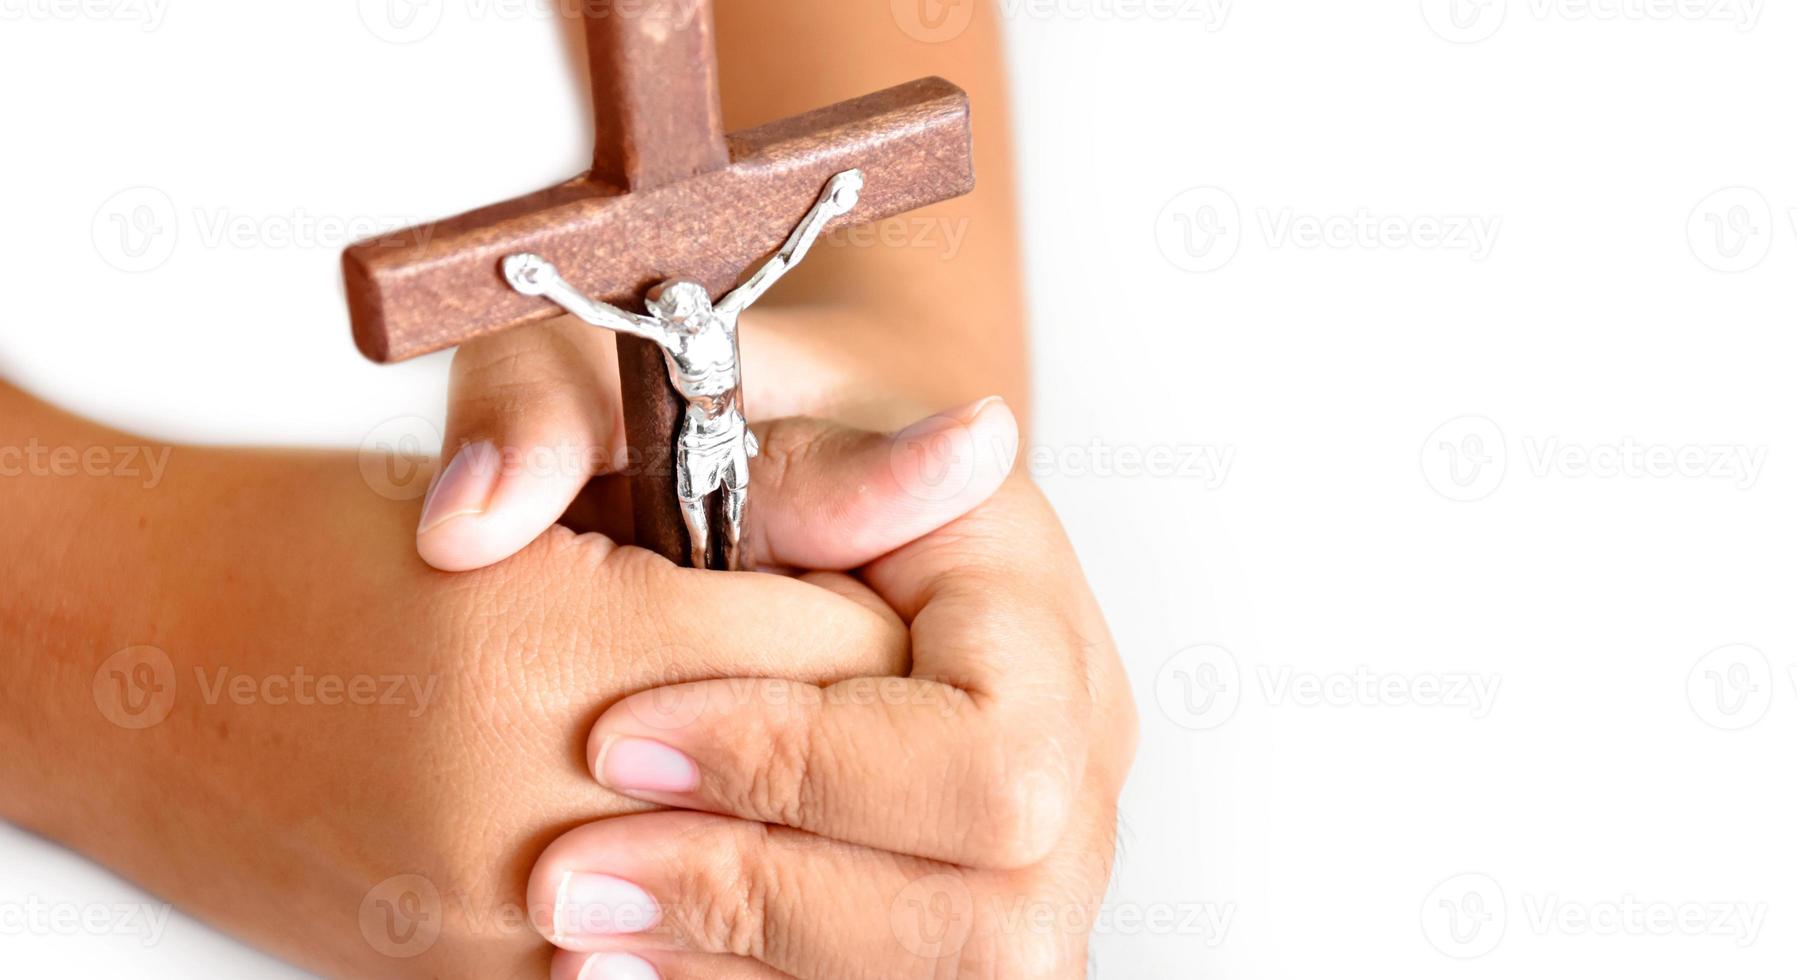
[[716, 169, 863, 317], [502, 254, 670, 347]]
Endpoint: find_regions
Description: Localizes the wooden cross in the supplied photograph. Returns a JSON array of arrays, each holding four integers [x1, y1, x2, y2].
[[343, 0, 974, 566]]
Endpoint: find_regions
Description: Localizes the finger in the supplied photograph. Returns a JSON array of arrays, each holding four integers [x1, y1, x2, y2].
[[417, 319, 1012, 574], [417, 319, 626, 571], [584, 474, 1120, 870], [572, 545, 910, 687], [552, 948, 793, 980], [528, 812, 947, 978], [793, 571, 904, 631], [528, 810, 1103, 980], [565, 396, 1017, 577], [745, 397, 1019, 571], [584, 673, 1062, 870]]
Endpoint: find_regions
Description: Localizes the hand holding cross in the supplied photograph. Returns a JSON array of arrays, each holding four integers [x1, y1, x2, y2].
[[343, 1, 974, 569]]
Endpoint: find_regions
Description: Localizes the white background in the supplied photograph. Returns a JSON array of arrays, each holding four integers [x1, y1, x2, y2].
[[4, 0, 1795, 976]]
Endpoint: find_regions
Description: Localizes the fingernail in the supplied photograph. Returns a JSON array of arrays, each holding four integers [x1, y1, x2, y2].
[[899, 396, 1017, 474], [554, 871, 660, 941], [417, 441, 501, 534], [595, 736, 700, 794], [949, 395, 1005, 426], [967, 397, 1020, 478], [896, 396, 1005, 443], [579, 953, 660, 980]]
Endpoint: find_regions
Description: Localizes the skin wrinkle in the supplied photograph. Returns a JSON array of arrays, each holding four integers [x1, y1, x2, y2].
[[677, 824, 747, 957], [773, 697, 817, 832], [449, 325, 624, 472], [735, 825, 777, 962]]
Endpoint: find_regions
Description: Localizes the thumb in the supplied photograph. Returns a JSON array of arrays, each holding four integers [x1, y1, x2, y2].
[[416, 320, 625, 572], [747, 396, 1020, 571]]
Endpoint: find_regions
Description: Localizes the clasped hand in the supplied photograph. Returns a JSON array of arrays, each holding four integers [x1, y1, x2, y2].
[[403, 324, 1137, 979]]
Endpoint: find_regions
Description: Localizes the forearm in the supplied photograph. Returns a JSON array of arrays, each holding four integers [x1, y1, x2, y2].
[[0, 383, 171, 830], [717, 0, 1030, 424], [0, 384, 401, 843]]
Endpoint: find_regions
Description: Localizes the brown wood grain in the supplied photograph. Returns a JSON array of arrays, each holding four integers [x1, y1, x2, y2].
[[342, 0, 975, 567], [584, 0, 729, 569], [342, 78, 973, 363], [584, 1, 729, 190]]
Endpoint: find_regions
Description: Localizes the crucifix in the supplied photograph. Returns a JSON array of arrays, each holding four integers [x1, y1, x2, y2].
[[343, 0, 975, 569], [499, 169, 864, 570]]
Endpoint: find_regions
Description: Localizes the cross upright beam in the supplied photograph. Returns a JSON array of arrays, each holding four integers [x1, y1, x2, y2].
[[343, 0, 975, 565], [586, 2, 731, 564], [584, 2, 728, 189]]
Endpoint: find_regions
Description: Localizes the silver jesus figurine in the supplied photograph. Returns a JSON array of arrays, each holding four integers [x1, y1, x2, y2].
[[501, 169, 863, 571]]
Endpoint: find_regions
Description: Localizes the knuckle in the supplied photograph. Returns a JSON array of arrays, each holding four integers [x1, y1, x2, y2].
[[755, 418, 875, 498], [968, 740, 1076, 869], [739, 696, 818, 829], [987, 934, 1081, 980], [678, 824, 776, 959], [451, 350, 559, 423], [892, 870, 1084, 980], [751, 417, 831, 492], [593, 546, 686, 639], [979, 880, 1097, 980]]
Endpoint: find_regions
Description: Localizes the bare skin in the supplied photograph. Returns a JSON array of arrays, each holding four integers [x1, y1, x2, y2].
[[2, 4, 1139, 977], [0, 382, 1030, 978], [0, 381, 1136, 978]]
